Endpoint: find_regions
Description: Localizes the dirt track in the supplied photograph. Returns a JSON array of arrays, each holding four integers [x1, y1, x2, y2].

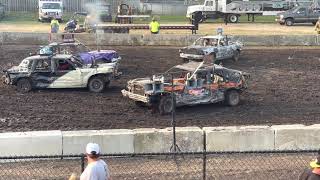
[[0, 45, 320, 132]]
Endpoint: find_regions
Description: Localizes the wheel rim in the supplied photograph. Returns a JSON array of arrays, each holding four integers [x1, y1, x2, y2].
[[286, 20, 293, 26], [163, 99, 173, 113], [230, 15, 237, 23], [92, 80, 102, 90], [229, 92, 239, 106]]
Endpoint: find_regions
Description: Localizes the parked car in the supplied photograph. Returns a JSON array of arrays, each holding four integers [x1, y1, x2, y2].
[[122, 61, 249, 115], [2, 54, 119, 93], [179, 34, 243, 64], [275, 5, 320, 26]]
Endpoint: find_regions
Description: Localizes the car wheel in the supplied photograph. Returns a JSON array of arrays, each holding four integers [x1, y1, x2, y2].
[[232, 50, 240, 62], [225, 90, 240, 106], [135, 101, 146, 107], [88, 77, 105, 93], [228, 14, 239, 23], [16, 78, 32, 93], [285, 18, 294, 26], [159, 96, 174, 115], [182, 58, 189, 63]]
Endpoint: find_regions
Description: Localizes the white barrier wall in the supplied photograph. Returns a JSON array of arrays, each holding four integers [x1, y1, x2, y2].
[[0, 130, 62, 156], [133, 127, 203, 153], [273, 124, 320, 150], [1, 124, 320, 156], [62, 129, 134, 155], [204, 126, 274, 151]]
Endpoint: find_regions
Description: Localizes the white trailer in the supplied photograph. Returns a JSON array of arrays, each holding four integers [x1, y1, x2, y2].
[[186, 0, 301, 23], [38, 0, 63, 22]]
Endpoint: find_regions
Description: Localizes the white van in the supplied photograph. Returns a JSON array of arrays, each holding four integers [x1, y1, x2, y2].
[[38, 0, 63, 22]]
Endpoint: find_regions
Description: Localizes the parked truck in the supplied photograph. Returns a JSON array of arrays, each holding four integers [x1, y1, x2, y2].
[[38, 0, 63, 22], [275, 5, 320, 25], [186, 0, 302, 23]]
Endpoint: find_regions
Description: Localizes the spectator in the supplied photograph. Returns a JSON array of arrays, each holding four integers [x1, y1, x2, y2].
[[80, 143, 111, 180], [149, 17, 160, 34], [315, 17, 320, 34], [50, 17, 60, 33], [299, 153, 320, 180]]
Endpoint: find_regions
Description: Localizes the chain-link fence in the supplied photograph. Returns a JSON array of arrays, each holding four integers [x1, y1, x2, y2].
[[0, 150, 317, 180]]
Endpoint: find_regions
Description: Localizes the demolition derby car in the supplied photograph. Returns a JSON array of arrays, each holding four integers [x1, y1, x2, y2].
[[179, 34, 243, 63], [35, 41, 121, 65], [122, 61, 249, 114], [2, 54, 120, 93]]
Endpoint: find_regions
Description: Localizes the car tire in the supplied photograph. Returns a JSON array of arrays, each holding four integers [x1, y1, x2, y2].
[[158, 96, 174, 115], [285, 18, 294, 26], [16, 78, 32, 93], [225, 90, 240, 106], [135, 101, 146, 107], [88, 77, 105, 93], [228, 14, 239, 23], [232, 50, 240, 62], [312, 21, 317, 25], [182, 58, 189, 63]]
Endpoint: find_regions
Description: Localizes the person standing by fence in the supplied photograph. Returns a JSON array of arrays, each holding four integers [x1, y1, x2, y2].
[[149, 17, 160, 34], [315, 17, 320, 35], [50, 17, 60, 33], [80, 143, 111, 180], [299, 154, 320, 180]]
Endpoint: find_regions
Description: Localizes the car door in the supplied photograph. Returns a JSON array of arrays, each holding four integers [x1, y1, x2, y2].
[[294, 7, 307, 23], [51, 58, 83, 88], [216, 38, 230, 60], [30, 57, 56, 88]]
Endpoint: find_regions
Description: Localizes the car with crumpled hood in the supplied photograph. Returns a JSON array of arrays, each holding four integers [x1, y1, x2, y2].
[[122, 61, 249, 115], [2, 54, 119, 93], [179, 34, 243, 64]]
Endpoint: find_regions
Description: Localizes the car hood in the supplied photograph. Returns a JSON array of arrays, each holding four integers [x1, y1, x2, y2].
[[78, 50, 120, 64], [127, 78, 154, 86]]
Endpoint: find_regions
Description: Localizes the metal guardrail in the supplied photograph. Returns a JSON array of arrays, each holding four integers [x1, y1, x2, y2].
[[0, 150, 317, 180]]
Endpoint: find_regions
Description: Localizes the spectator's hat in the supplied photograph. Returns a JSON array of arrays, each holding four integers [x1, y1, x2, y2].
[[86, 143, 100, 155], [310, 156, 320, 168]]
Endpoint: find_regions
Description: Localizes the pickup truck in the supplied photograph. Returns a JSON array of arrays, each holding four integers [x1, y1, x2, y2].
[[276, 5, 320, 26]]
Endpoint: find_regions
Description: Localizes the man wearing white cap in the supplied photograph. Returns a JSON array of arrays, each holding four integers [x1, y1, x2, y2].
[[80, 143, 111, 180]]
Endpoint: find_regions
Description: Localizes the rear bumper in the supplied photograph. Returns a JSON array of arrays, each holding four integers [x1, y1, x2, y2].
[[121, 89, 149, 103]]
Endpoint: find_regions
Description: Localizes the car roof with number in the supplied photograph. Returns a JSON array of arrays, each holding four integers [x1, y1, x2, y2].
[[28, 54, 72, 60]]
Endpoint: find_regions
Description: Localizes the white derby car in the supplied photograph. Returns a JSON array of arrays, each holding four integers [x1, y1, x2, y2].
[[2, 54, 120, 93], [179, 34, 243, 64]]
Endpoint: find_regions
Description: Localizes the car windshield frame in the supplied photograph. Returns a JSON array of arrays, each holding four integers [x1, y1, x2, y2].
[[194, 37, 219, 46], [42, 3, 61, 10]]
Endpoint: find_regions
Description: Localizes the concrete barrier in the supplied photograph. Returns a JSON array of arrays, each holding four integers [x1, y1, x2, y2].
[[204, 125, 274, 151], [134, 127, 203, 153], [62, 129, 134, 155], [3, 32, 320, 46], [0, 130, 62, 156], [273, 124, 320, 150]]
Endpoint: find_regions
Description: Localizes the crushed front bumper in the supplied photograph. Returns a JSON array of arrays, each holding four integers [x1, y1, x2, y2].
[[275, 18, 285, 24], [180, 53, 204, 60], [121, 89, 149, 103]]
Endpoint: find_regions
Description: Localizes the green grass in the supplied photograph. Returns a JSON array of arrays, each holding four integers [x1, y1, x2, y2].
[[0, 11, 277, 25]]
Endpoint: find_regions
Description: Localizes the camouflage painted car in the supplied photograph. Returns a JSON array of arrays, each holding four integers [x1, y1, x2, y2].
[[122, 61, 249, 114], [179, 34, 243, 63], [2, 54, 119, 93]]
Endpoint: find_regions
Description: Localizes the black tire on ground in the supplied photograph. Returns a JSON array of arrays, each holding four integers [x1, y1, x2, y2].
[[225, 89, 240, 106], [285, 18, 294, 26], [279, 22, 285, 25], [182, 58, 189, 63], [232, 50, 240, 62], [228, 14, 239, 23], [158, 96, 174, 115], [16, 78, 32, 93], [312, 21, 317, 25], [88, 76, 105, 93], [135, 101, 146, 107]]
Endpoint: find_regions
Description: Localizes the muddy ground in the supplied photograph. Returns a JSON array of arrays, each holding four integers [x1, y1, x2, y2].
[[0, 45, 319, 132]]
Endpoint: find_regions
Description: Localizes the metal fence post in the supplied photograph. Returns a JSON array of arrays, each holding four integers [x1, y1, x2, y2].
[[81, 154, 85, 173], [203, 132, 207, 180]]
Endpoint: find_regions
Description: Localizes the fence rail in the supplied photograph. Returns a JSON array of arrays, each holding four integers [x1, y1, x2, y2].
[[0, 150, 317, 180]]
